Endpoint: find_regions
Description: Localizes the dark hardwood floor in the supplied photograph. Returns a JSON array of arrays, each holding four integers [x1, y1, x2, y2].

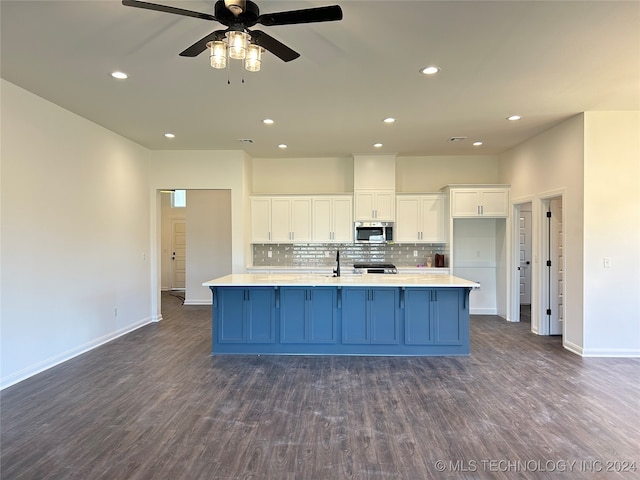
[[1, 293, 638, 479]]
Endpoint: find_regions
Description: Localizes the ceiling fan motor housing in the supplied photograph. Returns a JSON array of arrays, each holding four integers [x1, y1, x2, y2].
[[216, 0, 259, 26]]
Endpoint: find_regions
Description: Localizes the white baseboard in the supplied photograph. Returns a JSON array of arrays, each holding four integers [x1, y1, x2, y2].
[[470, 307, 497, 315], [0, 316, 154, 391], [580, 347, 640, 357], [182, 299, 212, 306], [563, 339, 583, 356]]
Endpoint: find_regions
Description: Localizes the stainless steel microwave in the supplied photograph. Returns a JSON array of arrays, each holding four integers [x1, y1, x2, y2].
[[354, 222, 394, 244]]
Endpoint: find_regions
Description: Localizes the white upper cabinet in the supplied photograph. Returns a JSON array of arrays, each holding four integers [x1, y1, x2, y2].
[[312, 196, 353, 243], [449, 187, 509, 218], [396, 194, 445, 243], [250, 197, 272, 243], [250, 196, 312, 243], [354, 189, 395, 221]]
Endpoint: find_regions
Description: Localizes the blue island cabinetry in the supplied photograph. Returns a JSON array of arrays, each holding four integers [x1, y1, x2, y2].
[[209, 280, 472, 356]]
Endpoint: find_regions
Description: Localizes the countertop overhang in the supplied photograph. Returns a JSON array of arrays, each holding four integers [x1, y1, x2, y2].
[[203, 273, 479, 289]]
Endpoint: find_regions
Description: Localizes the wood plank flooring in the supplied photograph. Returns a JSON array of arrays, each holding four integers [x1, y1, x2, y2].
[[1, 292, 638, 479]]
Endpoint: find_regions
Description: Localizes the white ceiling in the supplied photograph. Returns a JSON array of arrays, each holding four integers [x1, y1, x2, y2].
[[2, 0, 638, 158]]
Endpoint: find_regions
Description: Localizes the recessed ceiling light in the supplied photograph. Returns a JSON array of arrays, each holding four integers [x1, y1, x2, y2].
[[420, 66, 440, 75], [164, 133, 175, 138], [111, 71, 128, 79], [278, 144, 287, 149], [262, 118, 274, 125], [507, 115, 522, 121], [373, 143, 383, 148], [383, 117, 395, 124], [473, 141, 483, 146]]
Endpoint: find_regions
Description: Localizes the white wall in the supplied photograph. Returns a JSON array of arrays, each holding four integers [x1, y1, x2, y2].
[[252, 157, 354, 193], [499, 112, 640, 356], [582, 111, 640, 356], [499, 114, 585, 351], [184, 190, 232, 305], [1, 80, 152, 389], [397, 156, 500, 192]]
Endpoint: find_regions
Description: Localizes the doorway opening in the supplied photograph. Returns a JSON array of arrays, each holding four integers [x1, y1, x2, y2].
[[511, 201, 533, 325], [159, 189, 232, 307], [518, 202, 532, 324]]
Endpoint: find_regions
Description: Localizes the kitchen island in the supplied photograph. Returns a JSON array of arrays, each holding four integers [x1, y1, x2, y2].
[[203, 274, 479, 356]]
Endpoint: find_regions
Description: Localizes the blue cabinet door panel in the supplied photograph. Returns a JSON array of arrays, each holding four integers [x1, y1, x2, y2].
[[370, 289, 399, 344], [218, 289, 246, 343], [405, 289, 432, 345], [280, 288, 307, 343], [308, 288, 337, 344], [247, 288, 275, 343], [433, 289, 461, 344], [342, 288, 369, 344]]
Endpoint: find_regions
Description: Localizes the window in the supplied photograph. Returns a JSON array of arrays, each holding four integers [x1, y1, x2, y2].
[[172, 189, 186, 208]]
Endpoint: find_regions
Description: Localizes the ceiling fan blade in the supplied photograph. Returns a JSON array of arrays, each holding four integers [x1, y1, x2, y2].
[[122, 0, 217, 22], [250, 30, 300, 62], [179, 30, 226, 57], [257, 5, 342, 26]]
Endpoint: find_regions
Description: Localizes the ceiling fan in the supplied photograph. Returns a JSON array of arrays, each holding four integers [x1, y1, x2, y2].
[[122, 0, 343, 64]]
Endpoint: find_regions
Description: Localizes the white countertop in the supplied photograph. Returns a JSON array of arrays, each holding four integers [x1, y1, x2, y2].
[[203, 273, 479, 288]]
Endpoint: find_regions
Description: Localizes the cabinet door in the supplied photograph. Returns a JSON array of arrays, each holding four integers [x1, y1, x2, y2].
[[217, 288, 246, 343], [404, 289, 432, 345], [370, 289, 399, 344], [480, 190, 509, 217], [250, 198, 272, 243], [331, 197, 353, 242], [342, 288, 369, 343], [290, 198, 312, 242], [374, 191, 395, 221], [270, 198, 292, 242], [432, 289, 462, 344], [396, 197, 421, 242], [312, 198, 333, 242], [420, 195, 445, 242], [280, 288, 307, 343], [308, 288, 337, 343], [354, 192, 376, 221], [451, 190, 481, 217], [246, 288, 275, 343]]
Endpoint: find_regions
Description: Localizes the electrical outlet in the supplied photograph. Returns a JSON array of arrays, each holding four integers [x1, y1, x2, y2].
[[413, 250, 418, 257], [267, 250, 272, 258], [603, 257, 611, 268]]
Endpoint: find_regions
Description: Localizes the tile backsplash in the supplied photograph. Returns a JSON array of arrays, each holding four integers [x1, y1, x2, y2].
[[252, 243, 448, 268]]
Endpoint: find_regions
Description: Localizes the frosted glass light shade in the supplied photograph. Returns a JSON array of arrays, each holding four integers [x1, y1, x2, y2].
[[227, 31, 248, 60], [208, 41, 227, 69], [245, 44, 262, 72]]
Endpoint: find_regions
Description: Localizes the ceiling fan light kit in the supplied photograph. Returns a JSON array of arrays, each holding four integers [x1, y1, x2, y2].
[[122, 0, 342, 75]]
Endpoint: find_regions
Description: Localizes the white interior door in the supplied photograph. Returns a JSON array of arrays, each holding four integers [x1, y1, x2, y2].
[[549, 198, 563, 335], [519, 210, 532, 305], [171, 220, 186, 290]]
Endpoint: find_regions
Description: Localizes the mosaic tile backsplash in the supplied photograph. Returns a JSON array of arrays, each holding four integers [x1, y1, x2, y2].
[[252, 243, 448, 268]]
